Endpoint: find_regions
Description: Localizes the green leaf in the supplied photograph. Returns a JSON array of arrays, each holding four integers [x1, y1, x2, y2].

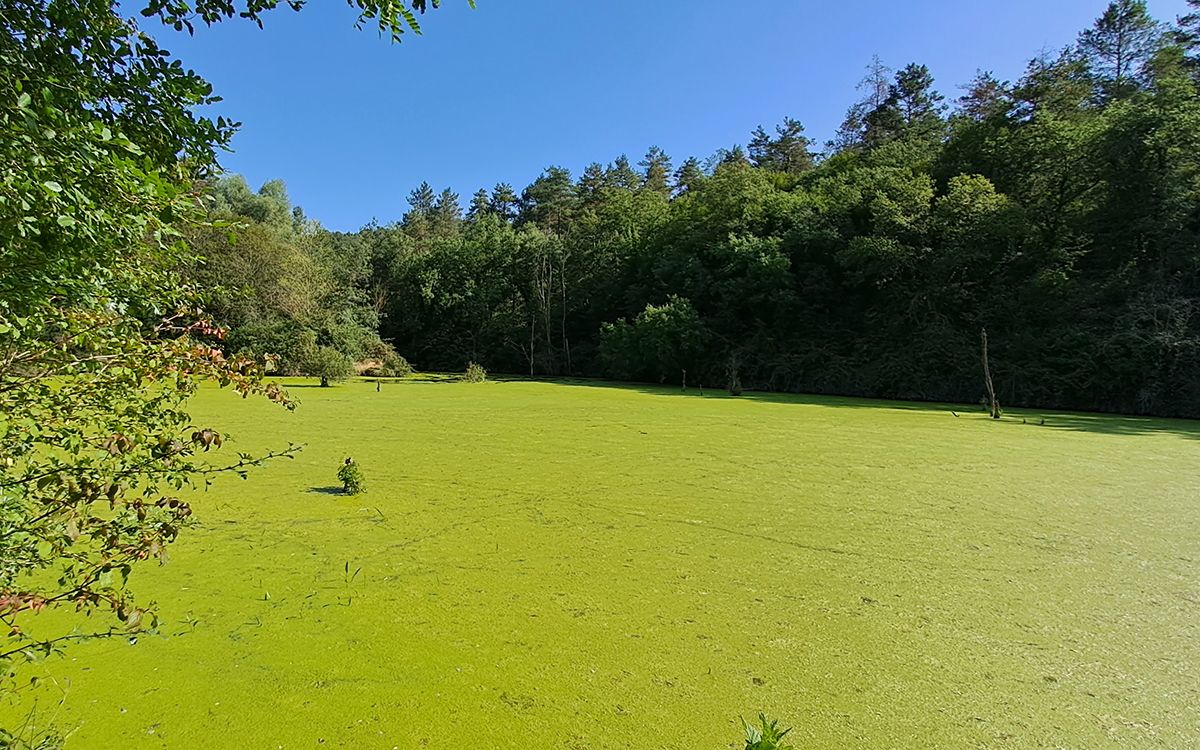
[[17, 92, 30, 109], [43, 180, 63, 193], [56, 215, 76, 228]]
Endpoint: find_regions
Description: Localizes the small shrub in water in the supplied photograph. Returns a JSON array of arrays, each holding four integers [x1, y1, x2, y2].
[[463, 361, 487, 383], [337, 457, 366, 495], [743, 714, 793, 750]]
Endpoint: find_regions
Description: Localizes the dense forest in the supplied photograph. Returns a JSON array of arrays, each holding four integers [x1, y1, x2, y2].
[[190, 0, 1200, 417]]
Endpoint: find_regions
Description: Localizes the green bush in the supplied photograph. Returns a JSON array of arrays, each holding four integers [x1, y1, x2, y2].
[[229, 322, 318, 376], [742, 714, 793, 750], [375, 350, 413, 378], [337, 458, 366, 495], [463, 361, 487, 383], [304, 346, 355, 387], [599, 295, 706, 383]]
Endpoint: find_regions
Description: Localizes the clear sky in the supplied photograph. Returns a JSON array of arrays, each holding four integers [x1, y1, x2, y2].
[[149, 0, 1193, 231]]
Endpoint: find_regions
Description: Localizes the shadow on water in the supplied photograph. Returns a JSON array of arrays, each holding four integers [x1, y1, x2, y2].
[[271, 374, 459, 390], [528, 377, 1200, 441], [1004, 410, 1200, 440], [268, 373, 1199, 441], [405, 373, 461, 384]]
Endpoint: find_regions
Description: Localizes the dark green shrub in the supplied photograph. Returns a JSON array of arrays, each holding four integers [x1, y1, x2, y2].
[[378, 350, 413, 377], [229, 322, 318, 376], [304, 346, 355, 387], [599, 295, 705, 383], [337, 458, 366, 495], [463, 361, 487, 383]]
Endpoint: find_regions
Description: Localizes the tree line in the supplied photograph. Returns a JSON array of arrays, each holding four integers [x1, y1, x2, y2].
[[191, 0, 1200, 417]]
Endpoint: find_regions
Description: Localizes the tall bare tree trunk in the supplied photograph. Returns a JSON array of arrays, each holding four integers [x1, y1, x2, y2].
[[535, 254, 555, 374], [560, 261, 571, 375], [528, 312, 536, 376], [981, 328, 1000, 419], [371, 283, 389, 318], [727, 351, 742, 396]]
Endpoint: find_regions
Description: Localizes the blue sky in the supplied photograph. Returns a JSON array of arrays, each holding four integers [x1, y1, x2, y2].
[[150, 0, 1193, 231]]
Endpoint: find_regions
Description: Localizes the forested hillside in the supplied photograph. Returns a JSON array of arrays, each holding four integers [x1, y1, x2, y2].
[[192, 0, 1200, 417]]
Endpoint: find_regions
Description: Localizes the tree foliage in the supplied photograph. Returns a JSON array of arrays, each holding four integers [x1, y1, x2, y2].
[[1078, 0, 1163, 96], [0, 0, 456, 706], [600, 296, 705, 383], [749, 118, 815, 175], [297, 3, 1200, 418], [142, 0, 466, 40], [304, 346, 355, 386]]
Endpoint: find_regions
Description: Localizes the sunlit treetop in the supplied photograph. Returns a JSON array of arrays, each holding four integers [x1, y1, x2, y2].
[[140, 0, 474, 40]]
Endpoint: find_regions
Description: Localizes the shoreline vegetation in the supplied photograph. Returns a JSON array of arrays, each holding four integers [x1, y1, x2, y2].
[[186, 0, 1200, 419]]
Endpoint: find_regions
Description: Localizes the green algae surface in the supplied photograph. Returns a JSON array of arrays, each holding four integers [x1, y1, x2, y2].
[[6, 379, 1199, 748]]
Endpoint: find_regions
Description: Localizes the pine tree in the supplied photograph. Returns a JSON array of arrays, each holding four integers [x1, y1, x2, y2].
[[639, 146, 673, 195], [749, 126, 773, 164], [748, 117, 814, 174], [403, 181, 437, 234], [1179, 0, 1200, 78], [489, 182, 519, 222], [957, 70, 1011, 121], [1181, 0, 1200, 52], [578, 162, 607, 205], [291, 205, 308, 235], [407, 181, 435, 214], [831, 55, 893, 151], [863, 63, 946, 148], [672, 157, 705, 195], [432, 188, 462, 234], [711, 144, 750, 170], [605, 155, 640, 191], [467, 188, 491, 220], [520, 166, 577, 234], [1012, 50, 1094, 118], [1079, 0, 1163, 96]]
